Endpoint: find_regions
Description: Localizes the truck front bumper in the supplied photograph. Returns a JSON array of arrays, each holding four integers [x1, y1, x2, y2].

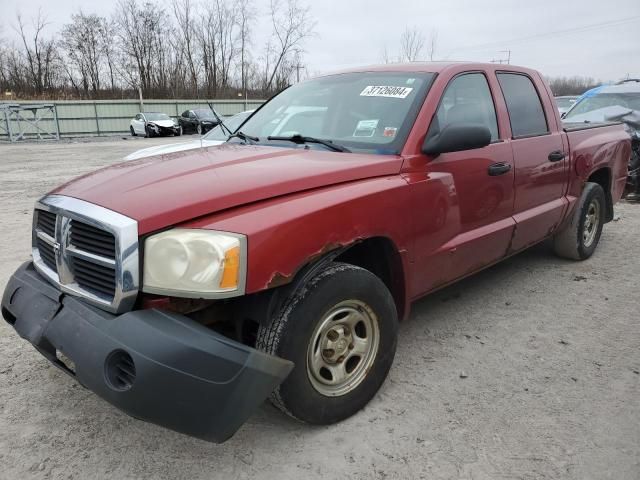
[[1, 262, 293, 443]]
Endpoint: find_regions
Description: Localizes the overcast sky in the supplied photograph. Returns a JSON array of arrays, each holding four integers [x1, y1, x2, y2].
[[1, 0, 639, 82]]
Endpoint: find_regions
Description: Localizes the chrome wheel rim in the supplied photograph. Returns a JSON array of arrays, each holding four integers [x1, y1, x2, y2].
[[307, 300, 380, 397], [583, 199, 600, 248]]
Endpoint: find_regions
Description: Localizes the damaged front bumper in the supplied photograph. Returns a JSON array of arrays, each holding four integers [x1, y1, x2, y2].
[[1, 262, 293, 442]]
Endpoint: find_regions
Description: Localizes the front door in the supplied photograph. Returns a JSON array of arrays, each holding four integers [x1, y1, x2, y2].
[[413, 72, 516, 294]]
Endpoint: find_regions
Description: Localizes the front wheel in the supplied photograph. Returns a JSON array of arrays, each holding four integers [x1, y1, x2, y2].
[[553, 182, 606, 260], [130, 126, 136, 137], [256, 262, 398, 424], [196, 124, 202, 135]]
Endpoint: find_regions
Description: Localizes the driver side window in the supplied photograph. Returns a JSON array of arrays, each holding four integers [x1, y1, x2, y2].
[[430, 73, 499, 142]]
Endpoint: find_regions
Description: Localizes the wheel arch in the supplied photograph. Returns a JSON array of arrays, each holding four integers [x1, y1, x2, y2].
[[587, 167, 613, 222], [272, 236, 409, 322]]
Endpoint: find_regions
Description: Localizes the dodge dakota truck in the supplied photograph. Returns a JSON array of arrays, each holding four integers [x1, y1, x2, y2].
[[2, 63, 631, 443]]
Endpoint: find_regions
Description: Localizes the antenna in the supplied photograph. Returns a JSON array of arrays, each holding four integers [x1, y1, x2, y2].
[[490, 49, 511, 64]]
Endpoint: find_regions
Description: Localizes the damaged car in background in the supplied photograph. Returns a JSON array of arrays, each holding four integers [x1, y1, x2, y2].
[[564, 80, 640, 200], [129, 112, 182, 138]]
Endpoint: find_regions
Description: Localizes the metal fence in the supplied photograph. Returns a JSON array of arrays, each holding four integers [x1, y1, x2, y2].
[[0, 99, 265, 141]]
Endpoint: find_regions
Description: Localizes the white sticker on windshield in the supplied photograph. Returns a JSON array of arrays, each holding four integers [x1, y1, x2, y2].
[[360, 85, 413, 99], [353, 119, 379, 137]]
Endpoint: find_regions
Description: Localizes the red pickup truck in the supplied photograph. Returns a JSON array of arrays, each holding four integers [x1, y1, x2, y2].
[[2, 62, 631, 442]]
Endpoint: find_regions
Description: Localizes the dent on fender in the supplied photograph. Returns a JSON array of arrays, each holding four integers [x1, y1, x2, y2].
[[265, 239, 364, 289]]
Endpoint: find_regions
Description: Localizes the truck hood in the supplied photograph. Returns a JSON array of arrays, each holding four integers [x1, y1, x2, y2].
[[52, 144, 403, 234], [124, 139, 224, 161]]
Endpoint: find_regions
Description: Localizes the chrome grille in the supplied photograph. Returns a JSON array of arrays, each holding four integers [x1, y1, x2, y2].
[[36, 236, 57, 271], [32, 195, 139, 314], [70, 220, 116, 258], [36, 210, 56, 237], [71, 256, 116, 297]]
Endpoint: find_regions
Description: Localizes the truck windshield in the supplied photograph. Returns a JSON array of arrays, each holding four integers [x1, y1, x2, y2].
[[235, 72, 435, 154], [566, 93, 640, 119]]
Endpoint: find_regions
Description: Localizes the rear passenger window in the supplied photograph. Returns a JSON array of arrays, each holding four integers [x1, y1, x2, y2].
[[497, 73, 549, 138], [430, 73, 499, 142]]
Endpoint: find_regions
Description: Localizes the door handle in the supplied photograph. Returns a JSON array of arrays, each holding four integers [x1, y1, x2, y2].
[[488, 162, 512, 176], [548, 150, 565, 162]]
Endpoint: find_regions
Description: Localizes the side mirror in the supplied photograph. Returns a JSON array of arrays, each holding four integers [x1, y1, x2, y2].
[[422, 124, 492, 156]]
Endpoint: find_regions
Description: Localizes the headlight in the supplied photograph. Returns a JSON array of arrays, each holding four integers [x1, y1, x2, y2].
[[143, 229, 246, 297]]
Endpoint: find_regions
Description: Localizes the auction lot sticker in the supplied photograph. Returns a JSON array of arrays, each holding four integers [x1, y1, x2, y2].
[[360, 86, 413, 98]]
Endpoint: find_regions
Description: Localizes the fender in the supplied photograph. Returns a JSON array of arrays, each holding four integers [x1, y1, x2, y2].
[[180, 176, 414, 308]]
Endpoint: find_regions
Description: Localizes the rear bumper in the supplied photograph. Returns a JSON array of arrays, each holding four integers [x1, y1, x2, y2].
[[1, 262, 293, 442]]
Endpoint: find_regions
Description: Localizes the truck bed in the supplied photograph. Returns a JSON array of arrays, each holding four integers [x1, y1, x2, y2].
[[562, 120, 621, 132]]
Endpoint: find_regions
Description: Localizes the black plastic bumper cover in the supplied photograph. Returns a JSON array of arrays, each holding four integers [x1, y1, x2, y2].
[[1, 262, 293, 442]]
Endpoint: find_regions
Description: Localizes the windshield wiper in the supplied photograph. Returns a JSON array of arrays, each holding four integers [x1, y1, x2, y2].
[[228, 131, 259, 144], [206, 102, 233, 136], [267, 134, 351, 153]]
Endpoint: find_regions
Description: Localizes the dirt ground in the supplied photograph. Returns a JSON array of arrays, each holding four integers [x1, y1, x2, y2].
[[0, 136, 638, 480]]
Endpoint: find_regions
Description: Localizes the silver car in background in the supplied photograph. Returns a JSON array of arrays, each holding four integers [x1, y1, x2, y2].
[[554, 95, 578, 116]]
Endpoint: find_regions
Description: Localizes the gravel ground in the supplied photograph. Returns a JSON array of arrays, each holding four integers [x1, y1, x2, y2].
[[0, 137, 638, 480]]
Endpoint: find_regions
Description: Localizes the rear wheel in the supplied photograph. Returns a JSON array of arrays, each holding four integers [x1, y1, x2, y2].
[[553, 182, 606, 260], [256, 262, 398, 424], [130, 126, 136, 137]]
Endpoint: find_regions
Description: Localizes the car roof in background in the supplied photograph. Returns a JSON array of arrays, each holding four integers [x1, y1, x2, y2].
[[597, 83, 640, 94]]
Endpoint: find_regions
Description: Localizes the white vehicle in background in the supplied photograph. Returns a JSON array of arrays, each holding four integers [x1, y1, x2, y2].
[[125, 110, 255, 160], [554, 95, 578, 115], [129, 112, 182, 137], [124, 105, 326, 160]]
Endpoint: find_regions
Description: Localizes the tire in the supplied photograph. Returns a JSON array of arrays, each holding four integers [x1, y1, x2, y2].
[[256, 262, 398, 425], [130, 126, 136, 137], [553, 182, 606, 260], [197, 124, 202, 135]]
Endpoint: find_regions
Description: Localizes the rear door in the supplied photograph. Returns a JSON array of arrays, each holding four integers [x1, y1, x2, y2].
[[496, 72, 567, 251]]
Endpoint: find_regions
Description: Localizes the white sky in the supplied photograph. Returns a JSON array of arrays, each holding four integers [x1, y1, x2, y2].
[[1, 0, 639, 82]]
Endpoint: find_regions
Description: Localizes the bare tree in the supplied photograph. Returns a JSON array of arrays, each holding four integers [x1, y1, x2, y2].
[[114, 0, 173, 95], [380, 44, 391, 64], [547, 76, 600, 96], [60, 12, 113, 98], [14, 10, 60, 95], [1, 0, 317, 99], [236, 0, 255, 95], [172, 0, 199, 95], [399, 27, 424, 62], [214, 0, 238, 92], [427, 28, 438, 61], [264, 0, 315, 91]]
